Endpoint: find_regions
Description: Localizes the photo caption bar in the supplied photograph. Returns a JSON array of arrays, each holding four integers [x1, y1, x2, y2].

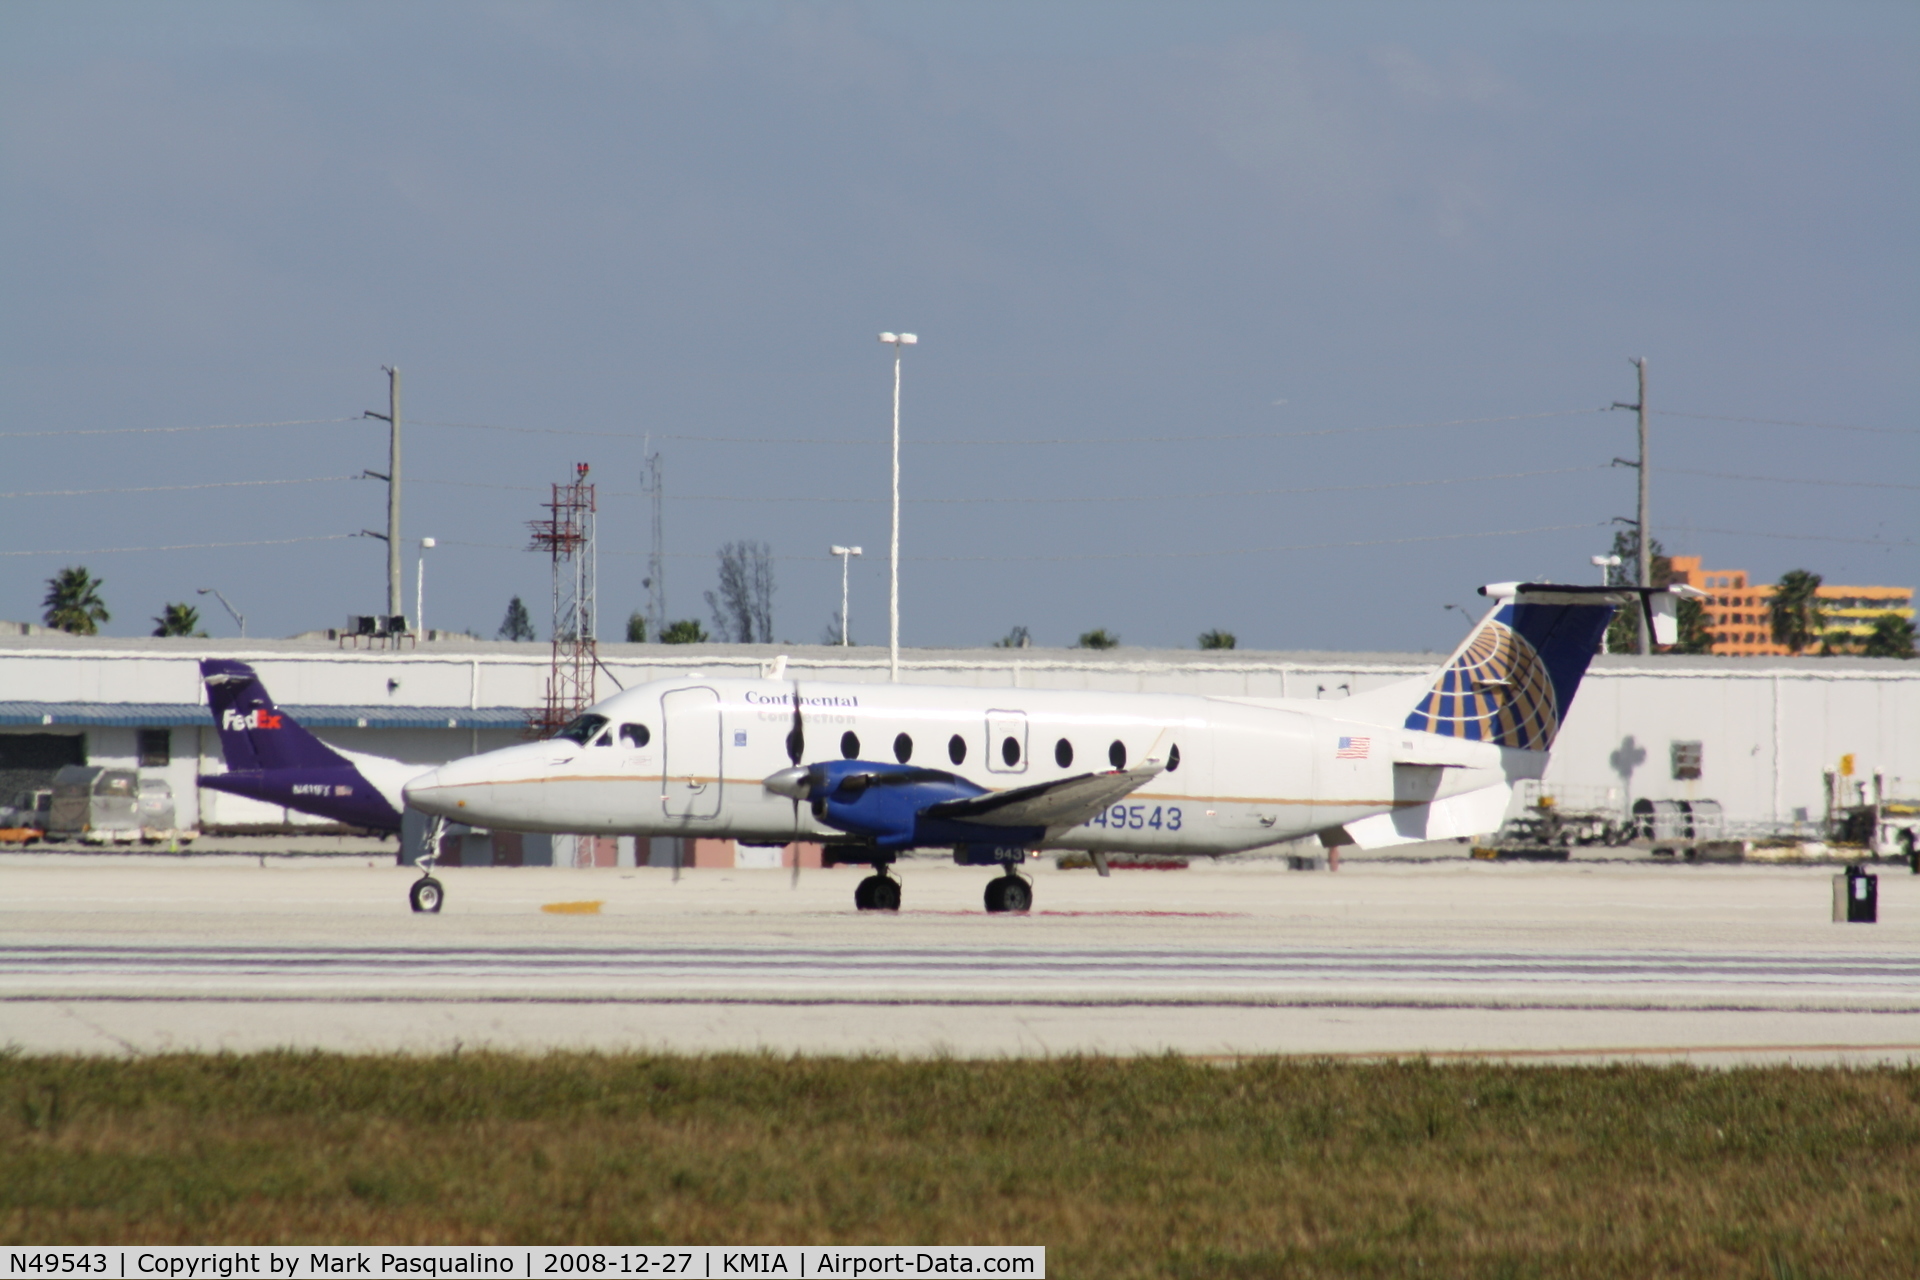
[[3, 1248, 1044, 1280]]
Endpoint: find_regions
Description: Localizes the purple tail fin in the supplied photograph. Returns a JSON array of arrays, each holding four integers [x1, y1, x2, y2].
[[200, 659, 350, 772]]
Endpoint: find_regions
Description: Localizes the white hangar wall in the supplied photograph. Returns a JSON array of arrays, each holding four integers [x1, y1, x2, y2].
[[0, 636, 1913, 832]]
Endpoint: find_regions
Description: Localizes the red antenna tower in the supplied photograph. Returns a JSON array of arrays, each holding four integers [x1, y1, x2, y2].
[[527, 463, 597, 736]]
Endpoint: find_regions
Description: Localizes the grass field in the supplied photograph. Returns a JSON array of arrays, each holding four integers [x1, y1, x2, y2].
[[3, 1052, 1916, 1277]]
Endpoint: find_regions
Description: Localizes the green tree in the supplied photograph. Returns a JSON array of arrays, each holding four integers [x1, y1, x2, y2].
[[660, 618, 708, 644], [704, 540, 774, 643], [1861, 612, 1917, 659], [42, 566, 109, 635], [1768, 569, 1826, 655], [151, 603, 205, 637], [1076, 628, 1119, 650], [1599, 530, 1714, 654], [992, 626, 1031, 649], [1198, 629, 1236, 650], [624, 611, 647, 643], [497, 596, 536, 642]]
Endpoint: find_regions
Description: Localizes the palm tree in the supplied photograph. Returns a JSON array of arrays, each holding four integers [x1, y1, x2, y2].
[[1769, 570, 1826, 654], [1861, 612, 1917, 659], [42, 566, 110, 635], [151, 603, 205, 637]]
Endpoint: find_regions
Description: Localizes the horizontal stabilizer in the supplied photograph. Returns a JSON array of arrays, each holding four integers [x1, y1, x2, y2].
[[1340, 784, 1513, 850], [926, 762, 1164, 829]]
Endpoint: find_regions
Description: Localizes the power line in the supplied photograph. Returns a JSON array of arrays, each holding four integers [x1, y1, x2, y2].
[[0, 476, 360, 499], [1664, 467, 1920, 492], [406, 407, 1609, 447], [1675, 527, 1918, 549], [665, 464, 1610, 504], [0, 534, 355, 558], [1658, 410, 1918, 436], [0, 417, 359, 439]]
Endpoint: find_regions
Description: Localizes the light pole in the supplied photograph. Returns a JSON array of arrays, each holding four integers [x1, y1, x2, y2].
[[196, 587, 246, 638], [830, 545, 862, 646], [878, 332, 916, 681], [417, 537, 436, 636], [1591, 554, 1621, 652]]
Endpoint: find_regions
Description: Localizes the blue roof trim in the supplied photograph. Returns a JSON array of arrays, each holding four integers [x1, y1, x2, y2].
[[0, 703, 529, 730]]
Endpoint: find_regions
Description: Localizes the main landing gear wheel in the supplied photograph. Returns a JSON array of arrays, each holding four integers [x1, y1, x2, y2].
[[854, 873, 902, 912], [984, 874, 1032, 914], [409, 876, 444, 914]]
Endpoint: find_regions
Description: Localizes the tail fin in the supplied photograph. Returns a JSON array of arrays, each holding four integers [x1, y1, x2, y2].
[[199, 659, 350, 772], [1403, 583, 1664, 751]]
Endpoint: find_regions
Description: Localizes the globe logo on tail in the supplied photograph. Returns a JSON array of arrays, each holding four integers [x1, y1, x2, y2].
[[1404, 619, 1559, 750]]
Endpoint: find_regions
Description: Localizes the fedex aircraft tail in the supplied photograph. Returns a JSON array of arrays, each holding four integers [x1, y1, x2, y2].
[[201, 659, 350, 772], [197, 659, 408, 833]]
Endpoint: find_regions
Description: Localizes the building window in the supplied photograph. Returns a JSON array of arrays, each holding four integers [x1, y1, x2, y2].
[[1671, 740, 1703, 781], [138, 729, 170, 768]]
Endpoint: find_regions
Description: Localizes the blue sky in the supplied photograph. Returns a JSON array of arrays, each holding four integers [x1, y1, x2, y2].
[[2, 1, 1914, 651]]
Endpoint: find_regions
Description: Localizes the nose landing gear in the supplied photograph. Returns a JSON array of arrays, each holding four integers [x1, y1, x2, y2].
[[410, 816, 446, 914]]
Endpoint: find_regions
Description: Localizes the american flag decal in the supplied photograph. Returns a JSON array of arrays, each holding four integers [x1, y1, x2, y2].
[[1336, 736, 1371, 759]]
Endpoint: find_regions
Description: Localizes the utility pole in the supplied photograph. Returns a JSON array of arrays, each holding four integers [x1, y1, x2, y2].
[[361, 367, 404, 624], [878, 332, 917, 681], [642, 443, 664, 642], [1611, 357, 1651, 654]]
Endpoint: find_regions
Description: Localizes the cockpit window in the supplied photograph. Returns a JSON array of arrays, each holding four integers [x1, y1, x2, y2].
[[555, 714, 609, 745], [620, 723, 651, 748]]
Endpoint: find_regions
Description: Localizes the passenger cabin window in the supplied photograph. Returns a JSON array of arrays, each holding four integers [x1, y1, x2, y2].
[[948, 734, 968, 765], [1109, 740, 1127, 769], [893, 733, 913, 763], [1055, 738, 1073, 768], [841, 731, 861, 759], [1167, 743, 1181, 772], [1001, 736, 1022, 767], [556, 714, 609, 745], [619, 723, 651, 748]]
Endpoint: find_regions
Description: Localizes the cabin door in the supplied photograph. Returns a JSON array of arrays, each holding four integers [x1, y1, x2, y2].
[[662, 687, 723, 818]]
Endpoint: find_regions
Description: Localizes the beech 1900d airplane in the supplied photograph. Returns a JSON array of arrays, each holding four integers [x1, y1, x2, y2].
[[403, 582, 1691, 915]]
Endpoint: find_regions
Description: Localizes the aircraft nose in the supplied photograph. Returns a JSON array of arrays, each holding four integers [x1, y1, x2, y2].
[[763, 765, 812, 800], [402, 767, 453, 815]]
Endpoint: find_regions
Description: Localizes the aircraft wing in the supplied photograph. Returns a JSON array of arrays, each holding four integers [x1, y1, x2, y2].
[[924, 762, 1164, 828]]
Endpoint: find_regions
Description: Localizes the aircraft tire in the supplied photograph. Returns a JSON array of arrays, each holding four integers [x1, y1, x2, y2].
[[409, 877, 444, 914], [853, 875, 880, 911], [869, 876, 902, 912], [984, 875, 1032, 914]]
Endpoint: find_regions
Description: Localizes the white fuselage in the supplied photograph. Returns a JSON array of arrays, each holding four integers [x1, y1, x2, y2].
[[405, 675, 1535, 854]]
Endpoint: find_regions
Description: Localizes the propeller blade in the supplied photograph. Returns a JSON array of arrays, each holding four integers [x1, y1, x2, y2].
[[785, 682, 805, 765], [788, 680, 804, 886]]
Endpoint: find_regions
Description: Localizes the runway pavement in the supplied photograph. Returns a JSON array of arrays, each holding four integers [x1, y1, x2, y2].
[[2, 852, 1916, 1063]]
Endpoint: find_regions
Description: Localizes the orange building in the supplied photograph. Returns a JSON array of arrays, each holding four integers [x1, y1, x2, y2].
[[1665, 556, 1914, 655]]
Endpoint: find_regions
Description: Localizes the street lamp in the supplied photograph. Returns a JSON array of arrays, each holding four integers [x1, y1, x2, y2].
[[878, 332, 916, 681], [417, 537, 437, 636], [829, 545, 863, 646], [196, 587, 246, 638], [1592, 553, 1622, 652]]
